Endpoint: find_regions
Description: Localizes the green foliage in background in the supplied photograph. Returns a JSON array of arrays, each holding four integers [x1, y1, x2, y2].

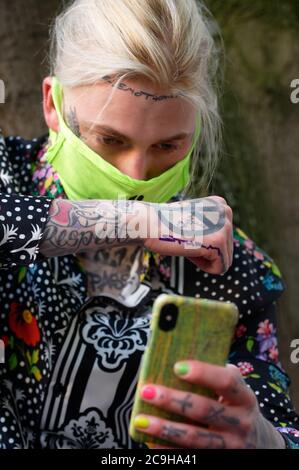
[[207, 0, 299, 32]]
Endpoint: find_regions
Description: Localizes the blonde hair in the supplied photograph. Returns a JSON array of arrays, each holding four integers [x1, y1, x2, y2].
[[49, 0, 223, 197]]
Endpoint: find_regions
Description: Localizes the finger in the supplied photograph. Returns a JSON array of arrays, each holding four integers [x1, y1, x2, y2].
[[228, 228, 234, 267], [220, 245, 230, 274], [173, 361, 256, 407], [226, 222, 234, 268], [206, 197, 233, 272], [224, 203, 233, 224], [140, 384, 242, 431], [146, 442, 179, 449], [187, 244, 225, 275], [133, 414, 230, 449], [220, 221, 233, 273], [186, 256, 221, 274], [220, 220, 233, 271], [207, 195, 228, 206]]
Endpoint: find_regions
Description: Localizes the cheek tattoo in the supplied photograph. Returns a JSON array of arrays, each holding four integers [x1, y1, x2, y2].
[[66, 106, 82, 138]]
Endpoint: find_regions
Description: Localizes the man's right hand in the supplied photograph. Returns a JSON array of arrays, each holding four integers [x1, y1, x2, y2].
[[142, 196, 233, 275]]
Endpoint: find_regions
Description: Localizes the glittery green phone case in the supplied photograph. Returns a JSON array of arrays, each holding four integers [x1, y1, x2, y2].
[[129, 293, 239, 446]]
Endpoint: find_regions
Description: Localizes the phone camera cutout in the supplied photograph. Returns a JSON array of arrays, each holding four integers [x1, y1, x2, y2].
[[158, 303, 179, 331]]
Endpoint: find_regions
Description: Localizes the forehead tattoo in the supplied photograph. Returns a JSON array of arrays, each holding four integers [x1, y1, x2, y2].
[[102, 75, 181, 102]]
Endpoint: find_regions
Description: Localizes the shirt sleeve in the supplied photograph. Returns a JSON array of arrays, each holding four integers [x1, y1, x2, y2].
[[229, 301, 299, 448], [0, 129, 53, 269], [228, 228, 299, 448]]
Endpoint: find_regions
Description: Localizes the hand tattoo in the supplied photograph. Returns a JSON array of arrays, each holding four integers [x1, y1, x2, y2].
[[161, 425, 187, 439], [171, 394, 193, 414]]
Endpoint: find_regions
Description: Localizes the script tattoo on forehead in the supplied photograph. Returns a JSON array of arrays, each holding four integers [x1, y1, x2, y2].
[[102, 75, 181, 102]]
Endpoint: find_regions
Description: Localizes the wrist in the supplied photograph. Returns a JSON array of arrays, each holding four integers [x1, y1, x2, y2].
[[93, 199, 147, 245], [276, 430, 288, 449], [259, 416, 287, 449], [119, 200, 149, 242], [276, 430, 297, 449]]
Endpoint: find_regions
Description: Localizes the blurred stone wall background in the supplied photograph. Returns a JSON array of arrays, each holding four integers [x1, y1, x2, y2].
[[0, 0, 298, 409], [205, 0, 299, 410], [0, 0, 61, 136]]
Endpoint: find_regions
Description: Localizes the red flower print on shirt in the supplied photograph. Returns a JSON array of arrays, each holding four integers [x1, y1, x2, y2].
[[0, 335, 9, 347], [234, 324, 247, 339], [8, 302, 40, 346]]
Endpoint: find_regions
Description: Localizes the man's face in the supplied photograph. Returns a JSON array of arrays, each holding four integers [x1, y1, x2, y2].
[[48, 75, 197, 180]]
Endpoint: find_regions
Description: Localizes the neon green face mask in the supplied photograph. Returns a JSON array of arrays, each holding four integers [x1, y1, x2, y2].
[[45, 76, 201, 202]]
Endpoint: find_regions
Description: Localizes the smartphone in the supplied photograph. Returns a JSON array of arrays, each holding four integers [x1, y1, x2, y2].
[[129, 293, 239, 446]]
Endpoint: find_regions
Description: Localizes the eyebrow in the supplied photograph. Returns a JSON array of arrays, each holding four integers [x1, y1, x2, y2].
[[81, 122, 192, 142]]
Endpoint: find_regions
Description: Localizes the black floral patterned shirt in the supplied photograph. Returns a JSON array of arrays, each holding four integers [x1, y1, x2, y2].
[[0, 130, 298, 449]]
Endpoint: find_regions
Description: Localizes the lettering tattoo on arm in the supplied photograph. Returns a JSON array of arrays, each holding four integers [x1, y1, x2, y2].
[[158, 237, 227, 273], [39, 199, 141, 258]]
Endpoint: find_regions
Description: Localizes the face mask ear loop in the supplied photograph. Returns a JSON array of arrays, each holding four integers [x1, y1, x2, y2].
[[180, 113, 202, 200]]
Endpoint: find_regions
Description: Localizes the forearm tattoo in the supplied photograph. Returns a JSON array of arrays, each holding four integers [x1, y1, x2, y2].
[[40, 199, 139, 257]]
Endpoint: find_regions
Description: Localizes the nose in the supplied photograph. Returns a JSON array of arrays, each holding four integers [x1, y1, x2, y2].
[[115, 150, 149, 180]]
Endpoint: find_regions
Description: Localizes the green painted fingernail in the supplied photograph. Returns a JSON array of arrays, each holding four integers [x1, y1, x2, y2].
[[175, 362, 189, 375]]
